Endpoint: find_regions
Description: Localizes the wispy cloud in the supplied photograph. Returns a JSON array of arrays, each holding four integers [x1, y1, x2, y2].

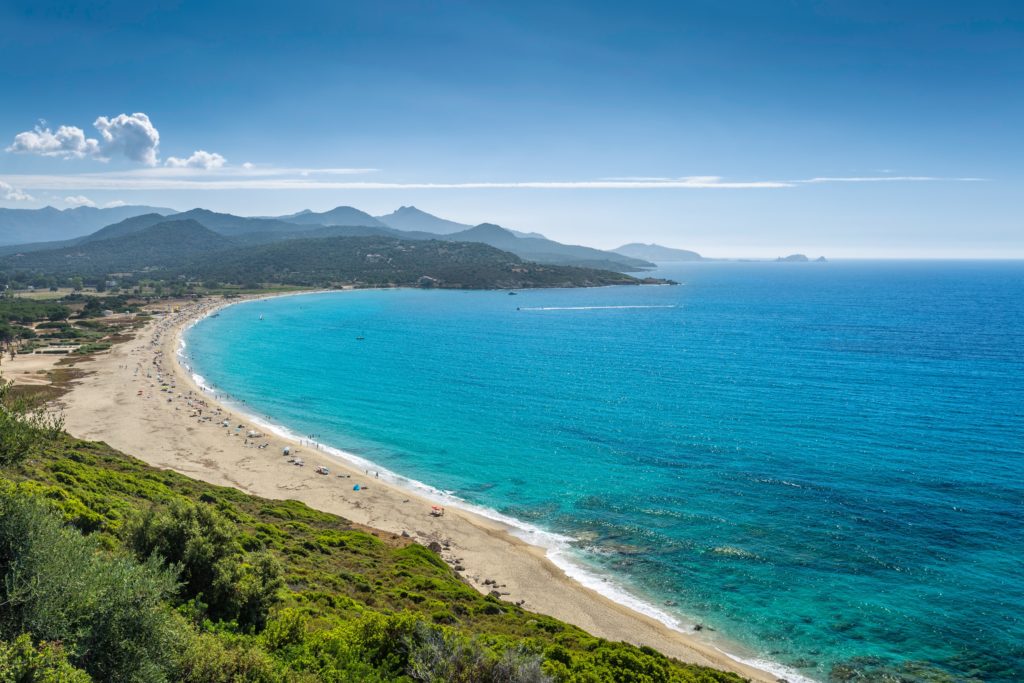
[[0, 181, 35, 202], [62, 194, 97, 208], [0, 169, 986, 193], [796, 176, 986, 184]]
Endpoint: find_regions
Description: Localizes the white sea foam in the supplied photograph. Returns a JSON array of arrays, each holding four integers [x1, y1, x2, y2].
[[176, 293, 821, 683]]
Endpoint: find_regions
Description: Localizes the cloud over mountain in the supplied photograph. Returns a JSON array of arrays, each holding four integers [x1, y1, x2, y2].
[[165, 149, 227, 169], [93, 113, 161, 165], [6, 112, 224, 170], [62, 195, 97, 208], [0, 181, 34, 202], [6, 124, 101, 159]]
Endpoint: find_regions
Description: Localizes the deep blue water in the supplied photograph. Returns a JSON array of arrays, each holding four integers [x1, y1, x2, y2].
[[184, 261, 1024, 682]]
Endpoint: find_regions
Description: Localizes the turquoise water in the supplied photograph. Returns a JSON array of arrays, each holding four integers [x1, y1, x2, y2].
[[184, 261, 1024, 682]]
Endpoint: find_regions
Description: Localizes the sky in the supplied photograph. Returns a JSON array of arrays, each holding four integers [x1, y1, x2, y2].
[[0, 0, 1021, 258]]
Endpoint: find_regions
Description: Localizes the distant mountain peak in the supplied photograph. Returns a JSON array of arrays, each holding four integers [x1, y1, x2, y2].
[[469, 222, 513, 235], [376, 206, 473, 235], [277, 206, 384, 228], [612, 243, 703, 262]]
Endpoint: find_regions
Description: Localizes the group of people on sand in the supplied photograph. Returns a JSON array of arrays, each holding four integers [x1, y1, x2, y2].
[[127, 300, 386, 497]]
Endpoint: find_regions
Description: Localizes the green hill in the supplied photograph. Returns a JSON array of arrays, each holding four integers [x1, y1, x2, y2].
[[186, 235, 645, 289], [2, 220, 232, 277], [0, 395, 742, 683], [0, 226, 659, 289]]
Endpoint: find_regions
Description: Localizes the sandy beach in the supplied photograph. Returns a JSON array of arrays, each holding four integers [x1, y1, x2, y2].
[[7, 296, 779, 683]]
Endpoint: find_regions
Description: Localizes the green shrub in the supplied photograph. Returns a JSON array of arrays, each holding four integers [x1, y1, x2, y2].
[[0, 634, 91, 682], [0, 488, 181, 682], [124, 499, 283, 632], [0, 381, 63, 467]]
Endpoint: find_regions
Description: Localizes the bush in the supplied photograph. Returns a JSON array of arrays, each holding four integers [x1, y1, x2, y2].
[[405, 621, 550, 683], [0, 381, 64, 467], [0, 488, 181, 682], [0, 634, 91, 682], [125, 499, 282, 631]]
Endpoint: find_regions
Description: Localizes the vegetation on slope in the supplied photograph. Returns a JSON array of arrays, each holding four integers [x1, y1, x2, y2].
[[183, 235, 645, 289], [0, 222, 663, 291], [3, 220, 232, 278], [0, 381, 742, 682]]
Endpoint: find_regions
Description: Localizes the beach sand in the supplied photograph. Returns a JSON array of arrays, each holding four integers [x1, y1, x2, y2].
[[8, 297, 779, 683]]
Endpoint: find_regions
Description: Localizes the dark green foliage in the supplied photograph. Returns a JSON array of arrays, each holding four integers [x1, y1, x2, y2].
[[184, 236, 640, 289], [125, 499, 284, 631], [0, 488, 180, 682], [0, 634, 91, 682], [0, 223, 652, 290], [0, 298, 68, 324], [1, 220, 231, 279]]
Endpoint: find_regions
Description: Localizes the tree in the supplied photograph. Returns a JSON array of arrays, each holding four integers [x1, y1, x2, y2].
[[0, 380, 64, 468]]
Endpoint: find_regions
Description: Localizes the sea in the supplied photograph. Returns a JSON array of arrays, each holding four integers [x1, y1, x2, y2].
[[182, 260, 1024, 682]]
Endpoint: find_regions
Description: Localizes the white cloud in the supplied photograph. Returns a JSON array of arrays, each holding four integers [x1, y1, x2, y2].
[[165, 149, 227, 169], [0, 171, 986, 193], [63, 195, 97, 208], [797, 176, 985, 184], [7, 113, 160, 164], [6, 124, 101, 159], [93, 113, 160, 165], [241, 161, 255, 169], [103, 200, 127, 208], [0, 181, 35, 202]]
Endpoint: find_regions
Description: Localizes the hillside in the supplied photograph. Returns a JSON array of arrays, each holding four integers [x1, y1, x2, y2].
[[0, 205, 175, 245], [2, 220, 233, 277], [172, 208, 306, 237], [0, 224, 663, 290], [444, 224, 655, 272], [613, 243, 704, 262], [185, 235, 648, 289], [0, 398, 744, 683], [377, 205, 473, 234], [0, 206, 652, 273], [280, 206, 385, 228]]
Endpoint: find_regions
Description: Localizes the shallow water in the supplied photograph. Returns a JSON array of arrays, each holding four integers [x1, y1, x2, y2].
[[185, 261, 1024, 681]]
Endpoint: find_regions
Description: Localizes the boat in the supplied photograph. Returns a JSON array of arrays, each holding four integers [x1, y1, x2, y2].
[[356, 336, 365, 341], [259, 313, 264, 321], [508, 291, 518, 295]]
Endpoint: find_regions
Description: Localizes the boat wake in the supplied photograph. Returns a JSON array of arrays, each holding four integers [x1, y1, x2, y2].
[[518, 304, 678, 311]]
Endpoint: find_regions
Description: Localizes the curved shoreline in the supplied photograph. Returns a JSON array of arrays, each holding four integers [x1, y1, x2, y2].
[[59, 292, 803, 683]]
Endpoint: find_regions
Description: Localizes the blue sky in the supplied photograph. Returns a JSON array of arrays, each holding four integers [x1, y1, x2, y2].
[[0, 1, 1021, 257]]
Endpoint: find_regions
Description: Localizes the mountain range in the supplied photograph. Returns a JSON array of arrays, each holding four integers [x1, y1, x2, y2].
[[0, 205, 654, 272], [0, 217, 655, 290], [0, 205, 175, 245]]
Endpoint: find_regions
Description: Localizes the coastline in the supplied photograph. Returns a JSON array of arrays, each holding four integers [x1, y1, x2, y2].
[[16, 293, 789, 683]]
